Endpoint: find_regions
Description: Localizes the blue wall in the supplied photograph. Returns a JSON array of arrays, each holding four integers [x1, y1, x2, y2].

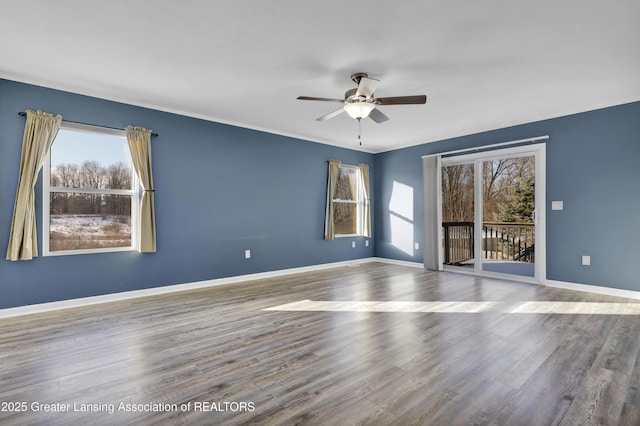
[[0, 79, 374, 309], [2, 77, 639, 309], [374, 101, 640, 292]]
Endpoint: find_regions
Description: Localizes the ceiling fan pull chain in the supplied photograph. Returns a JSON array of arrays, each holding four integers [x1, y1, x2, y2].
[[358, 118, 362, 146]]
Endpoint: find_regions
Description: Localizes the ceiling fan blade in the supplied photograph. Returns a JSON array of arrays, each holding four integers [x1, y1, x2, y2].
[[297, 96, 345, 103], [316, 108, 345, 121], [355, 77, 380, 98], [374, 95, 427, 105], [368, 108, 390, 123]]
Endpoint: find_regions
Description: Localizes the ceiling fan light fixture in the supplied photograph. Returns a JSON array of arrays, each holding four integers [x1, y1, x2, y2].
[[343, 102, 375, 119]]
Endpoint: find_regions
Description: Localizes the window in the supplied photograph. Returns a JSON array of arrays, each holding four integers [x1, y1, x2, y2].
[[42, 123, 139, 255], [332, 164, 366, 236]]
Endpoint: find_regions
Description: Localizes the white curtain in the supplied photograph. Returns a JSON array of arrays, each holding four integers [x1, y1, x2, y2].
[[358, 163, 371, 238], [324, 159, 341, 240], [125, 126, 156, 253], [422, 155, 443, 270], [6, 110, 62, 261]]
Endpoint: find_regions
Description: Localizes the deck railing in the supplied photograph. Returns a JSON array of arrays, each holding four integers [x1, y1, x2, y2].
[[442, 222, 534, 265]]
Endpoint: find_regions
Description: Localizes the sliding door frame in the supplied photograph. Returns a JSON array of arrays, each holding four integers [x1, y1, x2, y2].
[[425, 142, 546, 285]]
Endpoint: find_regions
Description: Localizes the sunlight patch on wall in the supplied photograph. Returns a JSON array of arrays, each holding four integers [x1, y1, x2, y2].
[[389, 181, 414, 256], [389, 181, 414, 220], [389, 215, 414, 256]]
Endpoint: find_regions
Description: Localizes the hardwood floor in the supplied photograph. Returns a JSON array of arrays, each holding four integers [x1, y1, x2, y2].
[[1, 262, 639, 425]]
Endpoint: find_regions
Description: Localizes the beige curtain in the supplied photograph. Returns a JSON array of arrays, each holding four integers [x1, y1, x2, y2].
[[423, 155, 443, 270], [125, 126, 156, 253], [6, 110, 62, 261], [324, 159, 341, 240], [358, 163, 371, 238]]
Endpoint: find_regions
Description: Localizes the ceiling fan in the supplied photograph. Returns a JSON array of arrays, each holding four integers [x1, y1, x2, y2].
[[297, 72, 427, 123]]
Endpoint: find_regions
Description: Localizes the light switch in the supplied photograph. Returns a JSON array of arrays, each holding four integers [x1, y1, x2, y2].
[[582, 255, 590, 266], [552, 201, 564, 211]]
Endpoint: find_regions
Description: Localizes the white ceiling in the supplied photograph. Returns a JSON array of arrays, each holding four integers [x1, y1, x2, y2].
[[1, 0, 639, 153]]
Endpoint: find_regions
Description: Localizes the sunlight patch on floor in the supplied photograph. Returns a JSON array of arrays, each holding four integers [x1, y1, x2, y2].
[[263, 300, 640, 315]]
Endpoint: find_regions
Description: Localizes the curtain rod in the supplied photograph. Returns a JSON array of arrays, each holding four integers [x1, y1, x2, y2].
[[17, 112, 158, 137], [421, 135, 548, 159]]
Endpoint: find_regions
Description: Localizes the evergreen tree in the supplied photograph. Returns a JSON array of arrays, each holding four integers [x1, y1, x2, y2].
[[499, 176, 535, 222]]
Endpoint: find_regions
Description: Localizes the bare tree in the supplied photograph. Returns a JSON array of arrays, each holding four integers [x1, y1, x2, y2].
[[106, 162, 133, 215], [50, 161, 133, 216], [442, 156, 535, 223], [482, 159, 510, 221], [441, 164, 474, 222], [107, 162, 132, 190]]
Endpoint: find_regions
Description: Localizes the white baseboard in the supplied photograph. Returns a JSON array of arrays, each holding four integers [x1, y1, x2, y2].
[[0, 258, 376, 319], [5, 258, 636, 320], [370, 257, 424, 269], [546, 279, 640, 300]]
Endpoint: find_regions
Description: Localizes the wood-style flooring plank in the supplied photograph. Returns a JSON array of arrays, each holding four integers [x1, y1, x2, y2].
[[1, 263, 639, 425]]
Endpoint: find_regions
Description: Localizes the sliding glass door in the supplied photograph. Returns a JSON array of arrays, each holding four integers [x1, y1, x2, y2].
[[441, 162, 475, 270], [440, 144, 545, 283], [480, 155, 536, 277]]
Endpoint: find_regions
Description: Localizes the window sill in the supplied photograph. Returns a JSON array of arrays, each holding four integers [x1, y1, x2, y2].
[[43, 246, 136, 257]]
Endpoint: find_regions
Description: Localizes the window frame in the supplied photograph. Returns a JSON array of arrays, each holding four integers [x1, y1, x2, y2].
[[42, 122, 140, 256], [331, 163, 365, 238]]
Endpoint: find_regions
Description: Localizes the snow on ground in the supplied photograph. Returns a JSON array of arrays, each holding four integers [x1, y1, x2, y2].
[[51, 214, 130, 235], [50, 214, 130, 250]]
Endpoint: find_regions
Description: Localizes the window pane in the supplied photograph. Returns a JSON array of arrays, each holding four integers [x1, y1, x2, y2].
[[50, 128, 133, 190], [334, 202, 357, 235], [441, 163, 474, 266], [49, 193, 132, 252], [334, 167, 358, 201], [441, 163, 474, 222]]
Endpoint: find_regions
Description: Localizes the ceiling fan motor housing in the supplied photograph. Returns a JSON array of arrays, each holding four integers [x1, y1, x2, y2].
[[344, 88, 369, 103]]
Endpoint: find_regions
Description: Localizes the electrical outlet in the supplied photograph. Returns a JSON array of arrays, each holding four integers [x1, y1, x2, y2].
[[414, 242, 420, 250], [365, 240, 369, 247], [245, 250, 251, 259], [351, 241, 356, 248], [582, 255, 590, 266]]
